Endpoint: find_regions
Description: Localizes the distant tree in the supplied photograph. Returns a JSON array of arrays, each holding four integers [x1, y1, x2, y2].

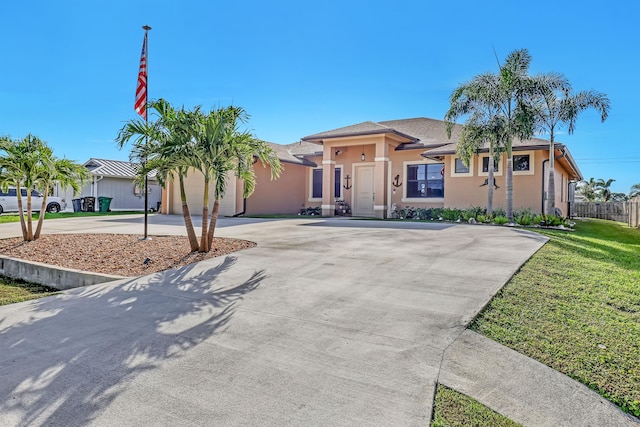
[[629, 183, 640, 199], [577, 178, 598, 202], [609, 192, 628, 202], [596, 178, 616, 202]]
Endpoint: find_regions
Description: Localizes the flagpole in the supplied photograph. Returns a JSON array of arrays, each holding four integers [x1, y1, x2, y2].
[[142, 25, 151, 240]]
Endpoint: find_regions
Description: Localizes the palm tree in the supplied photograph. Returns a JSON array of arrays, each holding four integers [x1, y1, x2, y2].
[[629, 183, 640, 199], [190, 106, 282, 252], [0, 135, 87, 241], [530, 74, 610, 216], [34, 156, 89, 239], [116, 100, 200, 251], [446, 49, 536, 222], [578, 177, 599, 202], [596, 178, 616, 202], [0, 135, 49, 240]]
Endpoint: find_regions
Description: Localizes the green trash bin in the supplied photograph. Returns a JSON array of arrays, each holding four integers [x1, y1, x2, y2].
[[98, 196, 113, 212]]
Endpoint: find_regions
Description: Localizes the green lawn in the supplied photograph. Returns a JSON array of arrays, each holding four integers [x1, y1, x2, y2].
[[0, 211, 144, 223], [0, 275, 59, 305], [471, 219, 640, 417], [431, 384, 521, 427]]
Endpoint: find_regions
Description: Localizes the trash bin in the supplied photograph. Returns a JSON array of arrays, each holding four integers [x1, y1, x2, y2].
[[72, 198, 82, 212], [81, 196, 96, 212], [98, 196, 113, 212], [156, 201, 162, 212]]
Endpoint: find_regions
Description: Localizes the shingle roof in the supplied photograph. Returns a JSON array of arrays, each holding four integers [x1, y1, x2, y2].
[[421, 136, 552, 157], [301, 120, 418, 143], [83, 158, 157, 179], [264, 141, 320, 166], [300, 117, 467, 148]]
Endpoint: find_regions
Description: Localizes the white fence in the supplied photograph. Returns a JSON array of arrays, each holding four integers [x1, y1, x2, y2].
[[573, 201, 640, 228]]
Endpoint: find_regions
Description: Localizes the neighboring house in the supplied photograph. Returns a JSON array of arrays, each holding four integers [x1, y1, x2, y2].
[[161, 117, 583, 218], [76, 158, 162, 211]]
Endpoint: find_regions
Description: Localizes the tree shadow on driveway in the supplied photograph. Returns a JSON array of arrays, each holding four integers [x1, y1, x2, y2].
[[0, 255, 265, 426]]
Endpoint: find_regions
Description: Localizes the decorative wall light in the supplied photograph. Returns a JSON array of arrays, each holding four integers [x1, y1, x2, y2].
[[361, 145, 365, 161]]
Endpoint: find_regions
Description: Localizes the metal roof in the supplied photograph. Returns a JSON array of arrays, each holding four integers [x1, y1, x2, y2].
[[83, 158, 157, 179]]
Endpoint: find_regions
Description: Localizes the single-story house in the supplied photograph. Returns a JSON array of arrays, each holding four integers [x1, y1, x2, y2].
[[76, 158, 162, 211], [161, 117, 583, 218]]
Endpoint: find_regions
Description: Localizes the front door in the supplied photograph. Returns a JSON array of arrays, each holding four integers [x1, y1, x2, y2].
[[355, 166, 374, 217]]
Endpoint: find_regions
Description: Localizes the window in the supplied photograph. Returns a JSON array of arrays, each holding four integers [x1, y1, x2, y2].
[[454, 158, 469, 173], [407, 163, 444, 198], [310, 167, 342, 199], [334, 167, 342, 199], [513, 154, 530, 171], [482, 157, 500, 173], [312, 169, 322, 199]]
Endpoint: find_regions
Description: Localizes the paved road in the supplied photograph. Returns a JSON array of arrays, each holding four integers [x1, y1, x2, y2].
[[0, 215, 546, 425]]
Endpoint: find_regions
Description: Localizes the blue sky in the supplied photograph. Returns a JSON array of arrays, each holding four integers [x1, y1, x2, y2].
[[2, 1, 638, 194]]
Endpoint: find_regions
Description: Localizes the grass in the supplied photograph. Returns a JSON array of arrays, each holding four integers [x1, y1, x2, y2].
[[0, 211, 144, 223], [431, 384, 521, 427], [471, 219, 640, 417], [0, 275, 59, 305]]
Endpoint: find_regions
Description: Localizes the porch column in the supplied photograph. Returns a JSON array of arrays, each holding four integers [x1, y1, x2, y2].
[[374, 141, 389, 219], [322, 149, 336, 217]]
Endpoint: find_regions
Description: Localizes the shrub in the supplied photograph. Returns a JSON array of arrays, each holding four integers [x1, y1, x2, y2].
[[442, 208, 461, 221], [477, 214, 487, 223], [494, 216, 509, 225], [461, 206, 486, 221], [430, 208, 444, 220], [492, 207, 506, 218]]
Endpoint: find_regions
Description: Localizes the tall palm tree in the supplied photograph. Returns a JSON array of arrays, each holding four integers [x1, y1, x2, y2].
[[530, 74, 610, 216], [116, 100, 200, 251], [190, 106, 282, 252], [446, 49, 536, 222], [34, 156, 90, 239]]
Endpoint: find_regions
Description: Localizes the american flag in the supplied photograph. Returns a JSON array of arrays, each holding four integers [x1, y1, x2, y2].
[[134, 32, 148, 120]]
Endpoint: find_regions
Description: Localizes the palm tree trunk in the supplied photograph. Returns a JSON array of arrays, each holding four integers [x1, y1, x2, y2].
[[26, 191, 34, 241], [179, 175, 199, 252], [505, 143, 514, 223], [547, 137, 556, 217], [206, 198, 220, 252], [15, 182, 28, 240], [199, 177, 210, 252], [34, 192, 48, 240], [487, 144, 494, 216]]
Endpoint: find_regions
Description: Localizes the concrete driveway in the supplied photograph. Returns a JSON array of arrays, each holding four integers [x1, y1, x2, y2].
[[0, 215, 546, 425]]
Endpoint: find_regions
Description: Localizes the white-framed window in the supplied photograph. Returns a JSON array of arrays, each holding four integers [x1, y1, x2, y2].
[[479, 154, 503, 177], [450, 156, 473, 177], [308, 166, 342, 201], [513, 151, 535, 175], [402, 160, 444, 202]]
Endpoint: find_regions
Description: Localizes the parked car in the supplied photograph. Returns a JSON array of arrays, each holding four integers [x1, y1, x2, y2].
[[0, 188, 67, 214]]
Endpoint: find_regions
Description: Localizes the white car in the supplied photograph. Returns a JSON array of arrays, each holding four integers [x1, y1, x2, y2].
[[0, 188, 67, 214]]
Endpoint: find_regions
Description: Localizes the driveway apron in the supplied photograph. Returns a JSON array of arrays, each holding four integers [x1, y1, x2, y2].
[[0, 217, 546, 426]]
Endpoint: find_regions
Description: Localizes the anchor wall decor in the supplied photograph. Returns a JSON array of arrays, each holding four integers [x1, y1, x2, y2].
[[392, 174, 402, 188], [343, 174, 352, 190]]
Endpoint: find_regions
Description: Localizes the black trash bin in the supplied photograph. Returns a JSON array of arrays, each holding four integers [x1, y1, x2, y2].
[[156, 201, 161, 212], [81, 196, 96, 212], [72, 198, 82, 212]]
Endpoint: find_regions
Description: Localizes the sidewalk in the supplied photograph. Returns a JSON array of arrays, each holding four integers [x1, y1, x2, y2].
[[439, 330, 639, 427]]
